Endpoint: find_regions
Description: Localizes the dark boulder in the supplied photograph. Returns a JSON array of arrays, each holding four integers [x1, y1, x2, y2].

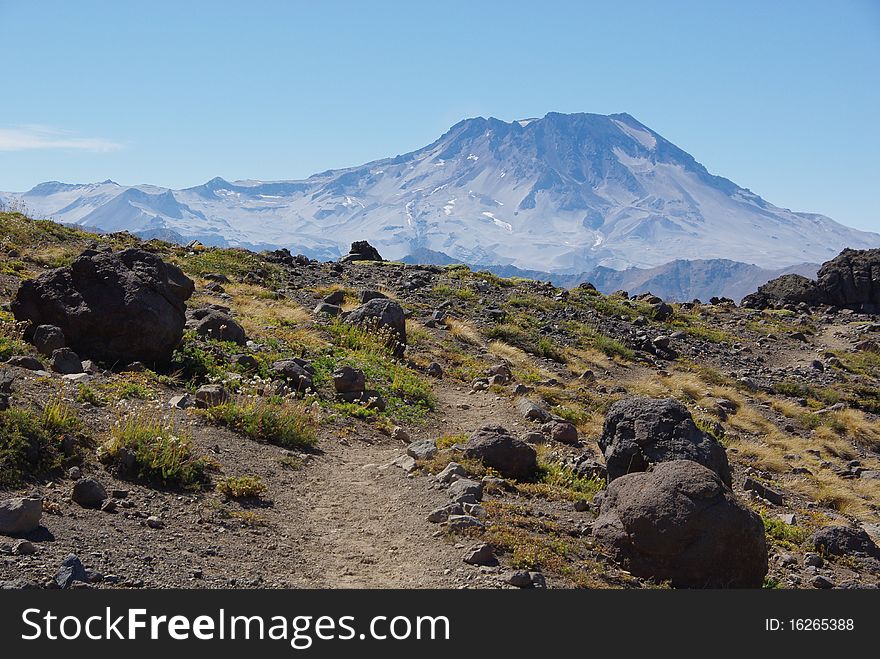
[[32, 324, 65, 356], [593, 460, 768, 588], [314, 302, 342, 316], [272, 358, 315, 392], [462, 425, 537, 480], [741, 274, 823, 310], [6, 355, 45, 371], [811, 525, 880, 558], [816, 248, 880, 314], [12, 248, 194, 364], [344, 298, 407, 356], [598, 397, 732, 486], [71, 477, 107, 509], [55, 554, 88, 589], [191, 308, 247, 344], [50, 347, 83, 374], [323, 290, 346, 305], [340, 240, 384, 263], [333, 366, 366, 394], [742, 248, 880, 314]]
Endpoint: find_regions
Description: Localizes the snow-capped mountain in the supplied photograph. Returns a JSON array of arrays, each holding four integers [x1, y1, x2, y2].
[[3, 112, 878, 273]]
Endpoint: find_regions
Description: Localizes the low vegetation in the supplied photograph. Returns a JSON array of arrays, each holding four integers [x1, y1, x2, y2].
[[100, 415, 209, 487], [0, 397, 83, 487], [198, 399, 317, 449]]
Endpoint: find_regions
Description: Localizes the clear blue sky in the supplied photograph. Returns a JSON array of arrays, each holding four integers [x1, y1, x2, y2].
[[1, 0, 878, 231]]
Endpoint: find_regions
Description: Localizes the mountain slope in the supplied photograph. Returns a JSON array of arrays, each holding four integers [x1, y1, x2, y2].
[[4, 112, 878, 274]]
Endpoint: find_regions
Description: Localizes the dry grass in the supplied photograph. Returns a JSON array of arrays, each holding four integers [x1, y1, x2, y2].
[[487, 340, 554, 381], [229, 284, 312, 327], [788, 471, 880, 518], [446, 318, 483, 346], [732, 438, 790, 474], [828, 408, 880, 450], [563, 346, 613, 374]]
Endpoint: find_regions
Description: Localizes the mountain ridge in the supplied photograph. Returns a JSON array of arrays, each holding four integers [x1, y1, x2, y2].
[[3, 111, 878, 292]]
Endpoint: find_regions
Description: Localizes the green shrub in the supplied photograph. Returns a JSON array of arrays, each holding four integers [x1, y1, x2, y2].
[[0, 311, 29, 361], [762, 512, 809, 547], [100, 415, 208, 487], [536, 461, 605, 502], [76, 384, 107, 406], [199, 399, 317, 449], [0, 399, 82, 487], [216, 475, 267, 498]]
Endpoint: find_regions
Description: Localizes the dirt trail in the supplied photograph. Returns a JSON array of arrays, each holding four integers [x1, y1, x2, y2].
[[287, 380, 524, 588], [764, 321, 854, 370]]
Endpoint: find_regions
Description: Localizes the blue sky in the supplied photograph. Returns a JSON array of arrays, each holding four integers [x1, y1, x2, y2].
[[1, 0, 878, 232]]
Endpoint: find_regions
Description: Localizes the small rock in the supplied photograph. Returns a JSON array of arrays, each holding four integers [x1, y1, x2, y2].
[[5, 355, 45, 371], [426, 362, 443, 378], [743, 476, 784, 505], [406, 439, 437, 461], [146, 516, 165, 529], [436, 462, 468, 484], [314, 302, 343, 316], [427, 503, 464, 523], [323, 290, 346, 305], [55, 554, 87, 589], [507, 571, 533, 588], [12, 539, 36, 555], [32, 324, 66, 356], [811, 575, 834, 589], [333, 366, 366, 394], [523, 431, 546, 444], [546, 421, 578, 445], [195, 384, 230, 409], [448, 478, 483, 504], [50, 347, 83, 374], [391, 427, 411, 444], [72, 478, 107, 509], [517, 398, 551, 422], [390, 455, 417, 473], [169, 394, 192, 409], [803, 552, 824, 568], [463, 542, 497, 566], [0, 496, 42, 535]]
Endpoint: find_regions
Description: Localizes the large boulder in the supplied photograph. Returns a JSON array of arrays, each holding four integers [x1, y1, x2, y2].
[[598, 397, 732, 486], [811, 525, 880, 559], [741, 274, 823, 310], [593, 460, 768, 588], [816, 248, 880, 314], [12, 248, 194, 365], [462, 425, 537, 480], [0, 496, 42, 536], [742, 248, 880, 313], [340, 240, 384, 263], [344, 298, 407, 356]]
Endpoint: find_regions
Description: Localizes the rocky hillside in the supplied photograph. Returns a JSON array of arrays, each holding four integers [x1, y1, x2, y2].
[[1, 212, 879, 590]]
